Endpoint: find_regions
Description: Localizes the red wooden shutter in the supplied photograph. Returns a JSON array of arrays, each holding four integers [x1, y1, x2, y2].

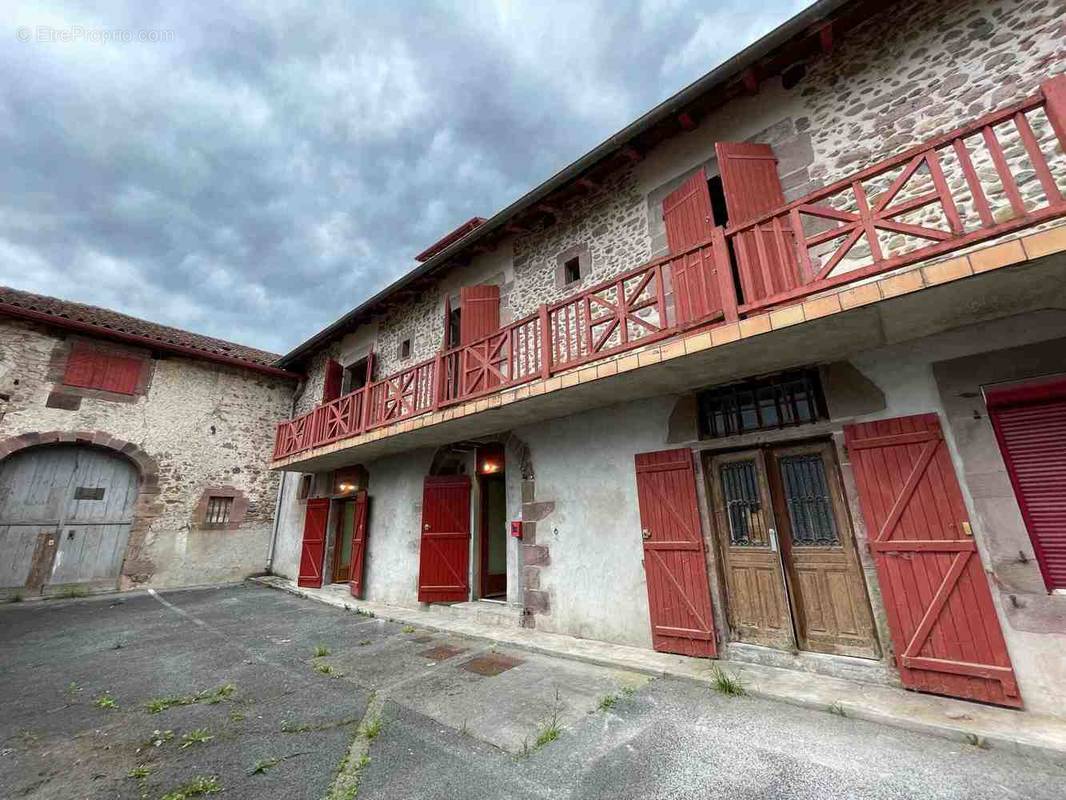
[[662, 168, 720, 325], [322, 359, 343, 403], [459, 285, 500, 346], [349, 491, 370, 599], [64, 345, 142, 395], [844, 414, 1021, 707], [715, 141, 799, 304], [634, 448, 717, 657], [417, 475, 471, 603], [297, 497, 330, 588], [987, 377, 1066, 591]]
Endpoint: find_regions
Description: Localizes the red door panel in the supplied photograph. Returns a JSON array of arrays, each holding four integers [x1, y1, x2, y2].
[[459, 285, 500, 346], [987, 376, 1066, 590], [298, 498, 330, 588], [844, 414, 1021, 707], [716, 141, 799, 304], [662, 168, 720, 325], [349, 491, 370, 599], [418, 475, 471, 603], [323, 359, 343, 403], [634, 449, 717, 657]]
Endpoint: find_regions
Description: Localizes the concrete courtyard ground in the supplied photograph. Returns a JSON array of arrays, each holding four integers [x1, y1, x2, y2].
[[1, 585, 1064, 800]]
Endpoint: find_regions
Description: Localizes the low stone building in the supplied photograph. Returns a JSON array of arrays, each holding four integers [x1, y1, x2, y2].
[[268, 0, 1066, 721], [0, 286, 297, 597]]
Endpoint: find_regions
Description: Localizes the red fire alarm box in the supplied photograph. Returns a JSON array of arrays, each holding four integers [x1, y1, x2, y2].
[[510, 520, 524, 539]]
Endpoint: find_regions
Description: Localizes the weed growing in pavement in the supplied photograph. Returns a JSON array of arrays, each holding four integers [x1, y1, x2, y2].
[[709, 665, 747, 696], [965, 733, 990, 749], [532, 689, 564, 750], [355, 608, 375, 618], [146, 685, 236, 713], [139, 729, 175, 751], [66, 681, 82, 696], [401, 625, 415, 634], [314, 645, 331, 657], [282, 720, 314, 733], [93, 692, 117, 709], [127, 766, 152, 780], [828, 702, 846, 717], [180, 729, 213, 748], [314, 663, 335, 676], [358, 639, 371, 646], [597, 694, 618, 712], [159, 775, 221, 799], [620, 685, 637, 698], [360, 715, 383, 740], [56, 586, 88, 599], [249, 757, 281, 775]]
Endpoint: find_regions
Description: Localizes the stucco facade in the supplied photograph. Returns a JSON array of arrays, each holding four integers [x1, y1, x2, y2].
[[0, 316, 294, 592]]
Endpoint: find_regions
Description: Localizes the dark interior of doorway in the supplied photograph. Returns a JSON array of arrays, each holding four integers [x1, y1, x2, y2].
[[479, 472, 507, 599]]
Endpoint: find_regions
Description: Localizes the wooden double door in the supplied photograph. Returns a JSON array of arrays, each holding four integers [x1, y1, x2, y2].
[[708, 441, 879, 659]]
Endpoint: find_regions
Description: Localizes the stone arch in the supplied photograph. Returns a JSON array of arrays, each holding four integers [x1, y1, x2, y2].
[[0, 431, 162, 587]]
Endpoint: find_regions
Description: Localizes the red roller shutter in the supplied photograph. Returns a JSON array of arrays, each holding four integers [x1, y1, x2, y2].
[[298, 498, 330, 588], [322, 359, 343, 402], [459, 285, 500, 346], [634, 448, 717, 658], [987, 376, 1066, 591], [662, 168, 720, 324], [716, 141, 799, 303]]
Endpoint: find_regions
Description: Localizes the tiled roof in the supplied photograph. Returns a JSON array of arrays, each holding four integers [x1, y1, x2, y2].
[[0, 285, 284, 371]]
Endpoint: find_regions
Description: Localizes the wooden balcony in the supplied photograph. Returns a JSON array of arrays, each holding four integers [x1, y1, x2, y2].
[[274, 76, 1066, 465]]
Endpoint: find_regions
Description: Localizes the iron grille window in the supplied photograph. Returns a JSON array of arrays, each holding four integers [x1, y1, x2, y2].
[[698, 369, 826, 439], [779, 454, 839, 546], [720, 460, 766, 546], [205, 496, 234, 525]]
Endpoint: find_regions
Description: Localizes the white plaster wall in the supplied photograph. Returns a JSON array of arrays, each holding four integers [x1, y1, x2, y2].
[[515, 397, 678, 648]]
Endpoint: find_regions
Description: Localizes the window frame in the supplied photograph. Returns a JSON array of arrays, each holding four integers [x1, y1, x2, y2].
[[697, 369, 827, 440]]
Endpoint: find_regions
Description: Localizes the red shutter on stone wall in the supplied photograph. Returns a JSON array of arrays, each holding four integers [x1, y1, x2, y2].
[[987, 377, 1066, 591], [322, 359, 343, 402], [716, 141, 800, 304], [662, 167, 715, 254], [459, 285, 500, 346], [63, 345, 142, 395]]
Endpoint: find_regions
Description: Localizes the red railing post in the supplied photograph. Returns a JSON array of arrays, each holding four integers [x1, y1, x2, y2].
[[538, 304, 552, 379], [361, 382, 374, 432], [713, 227, 739, 323], [1042, 75, 1066, 149], [432, 351, 443, 411]]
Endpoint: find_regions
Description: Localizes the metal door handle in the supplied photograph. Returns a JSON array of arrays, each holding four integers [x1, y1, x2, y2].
[[769, 528, 778, 552], [423, 523, 431, 531], [961, 521, 972, 537], [641, 528, 652, 540]]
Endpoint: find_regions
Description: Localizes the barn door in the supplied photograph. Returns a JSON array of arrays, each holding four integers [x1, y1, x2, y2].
[[297, 497, 330, 588], [663, 168, 720, 325], [634, 449, 717, 657], [349, 491, 370, 599], [844, 414, 1021, 707], [715, 142, 799, 304], [417, 475, 471, 603]]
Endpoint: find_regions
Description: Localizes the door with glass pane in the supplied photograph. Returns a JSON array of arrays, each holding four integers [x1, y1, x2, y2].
[[708, 442, 878, 658], [709, 450, 794, 650], [768, 442, 879, 659], [331, 499, 359, 583]]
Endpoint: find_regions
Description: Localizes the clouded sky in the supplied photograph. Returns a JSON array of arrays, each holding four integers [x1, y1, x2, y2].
[[2, 0, 807, 355]]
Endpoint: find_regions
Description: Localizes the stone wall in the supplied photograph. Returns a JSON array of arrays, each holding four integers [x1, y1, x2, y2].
[[0, 318, 294, 589], [294, 0, 1065, 410]]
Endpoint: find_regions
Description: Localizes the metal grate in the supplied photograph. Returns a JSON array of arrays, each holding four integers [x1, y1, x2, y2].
[[779, 454, 839, 546], [74, 486, 105, 500], [205, 496, 234, 525], [699, 369, 826, 438], [719, 460, 767, 546]]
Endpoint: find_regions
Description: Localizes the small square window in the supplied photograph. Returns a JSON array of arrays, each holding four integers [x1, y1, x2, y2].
[[400, 339, 412, 359], [563, 256, 581, 284], [205, 496, 234, 525]]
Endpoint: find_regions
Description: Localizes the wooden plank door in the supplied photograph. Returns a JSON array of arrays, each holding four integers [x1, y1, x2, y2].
[[715, 141, 799, 304], [331, 499, 355, 583], [298, 498, 330, 588], [349, 491, 370, 599], [417, 475, 472, 603], [767, 442, 879, 659], [844, 414, 1022, 707], [708, 449, 795, 649], [662, 167, 720, 324], [634, 449, 717, 657]]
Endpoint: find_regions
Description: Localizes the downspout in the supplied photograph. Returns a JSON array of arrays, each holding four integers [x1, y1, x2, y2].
[[266, 377, 306, 573]]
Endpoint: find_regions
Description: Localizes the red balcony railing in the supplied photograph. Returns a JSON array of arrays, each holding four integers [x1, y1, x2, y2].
[[273, 76, 1066, 461]]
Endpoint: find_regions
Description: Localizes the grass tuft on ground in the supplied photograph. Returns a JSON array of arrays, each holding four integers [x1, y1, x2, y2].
[[160, 775, 221, 799], [709, 665, 747, 697]]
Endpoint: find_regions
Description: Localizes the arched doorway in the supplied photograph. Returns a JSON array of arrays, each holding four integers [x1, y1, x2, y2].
[[0, 445, 139, 596]]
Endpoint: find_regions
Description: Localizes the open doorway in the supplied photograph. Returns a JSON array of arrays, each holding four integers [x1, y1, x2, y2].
[[476, 444, 507, 599]]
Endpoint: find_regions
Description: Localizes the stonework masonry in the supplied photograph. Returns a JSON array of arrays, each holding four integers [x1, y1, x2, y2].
[[0, 318, 294, 589], [292, 0, 1065, 397]]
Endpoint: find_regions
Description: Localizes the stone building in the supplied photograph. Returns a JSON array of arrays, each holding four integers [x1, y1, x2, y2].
[[271, 0, 1066, 717], [0, 286, 297, 597]]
